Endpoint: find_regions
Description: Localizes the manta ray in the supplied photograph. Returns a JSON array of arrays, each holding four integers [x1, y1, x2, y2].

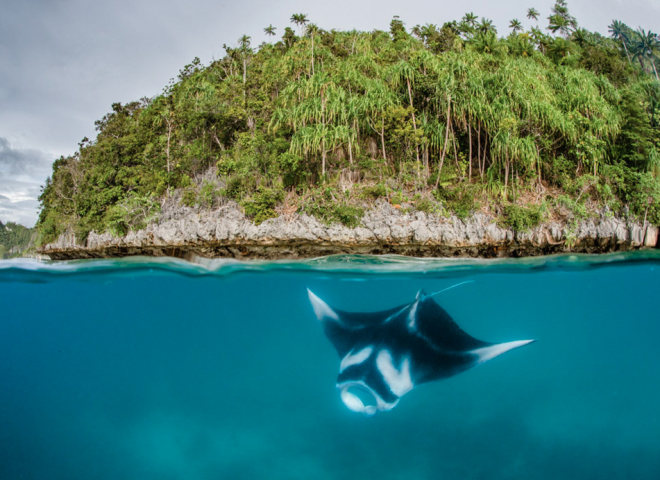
[[308, 287, 534, 416]]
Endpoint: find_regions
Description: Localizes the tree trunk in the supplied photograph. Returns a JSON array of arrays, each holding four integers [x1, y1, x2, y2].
[[477, 123, 482, 179], [321, 91, 326, 176], [450, 121, 460, 175], [621, 39, 632, 66], [366, 116, 387, 162], [348, 134, 353, 165], [311, 34, 315, 76], [166, 120, 172, 194], [468, 122, 472, 182], [482, 134, 488, 177], [166, 124, 171, 175], [407, 78, 420, 163], [322, 142, 326, 177], [243, 58, 247, 104], [434, 96, 451, 189], [537, 145, 542, 188], [651, 57, 659, 82]]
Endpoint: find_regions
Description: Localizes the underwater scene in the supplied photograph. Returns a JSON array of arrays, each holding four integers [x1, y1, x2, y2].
[[1, 253, 659, 480]]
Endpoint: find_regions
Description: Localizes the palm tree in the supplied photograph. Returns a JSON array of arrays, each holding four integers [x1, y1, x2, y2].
[[306, 23, 321, 76], [527, 8, 540, 22], [471, 31, 503, 54], [478, 18, 497, 35], [290, 13, 308, 36], [547, 37, 572, 62], [608, 20, 632, 65], [462, 12, 478, 27], [238, 35, 252, 102], [264, 25, 276, 37], [547, 0, 576, 37], [509, 19, 523, 34], [633, 28, 660, 81], [548, 14, 570, 36], [508, 34, 535, 57], [571, 28, 592, 48], [530, 26, 550, 54]]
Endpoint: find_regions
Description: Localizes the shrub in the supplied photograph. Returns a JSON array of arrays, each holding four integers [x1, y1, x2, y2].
[[503, 204, 543, 231], [241, 186, 284, 225], [434, 186, 479, 219], [181, 188, 198, 207], [106, 192, 160, 236], [198, 180, 219, 208], [223, 176, 245, 200], [414, 195, 443, 215], [304, 202, 364, 228], [332, 205, 364, 228], [360, 183, 387, 200]]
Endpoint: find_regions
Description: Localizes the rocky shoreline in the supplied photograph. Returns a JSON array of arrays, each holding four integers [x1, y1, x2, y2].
[[39, 199, 659, 260]]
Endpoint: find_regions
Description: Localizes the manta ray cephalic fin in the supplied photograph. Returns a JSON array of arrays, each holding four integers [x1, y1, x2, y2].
[[308, 289, 340, 322]]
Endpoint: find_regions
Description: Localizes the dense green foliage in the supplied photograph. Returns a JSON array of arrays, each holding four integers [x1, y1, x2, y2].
[[38, 1, 660, 243], [0, 221, 35, 258]]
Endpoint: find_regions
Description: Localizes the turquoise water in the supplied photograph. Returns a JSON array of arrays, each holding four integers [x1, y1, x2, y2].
[[1, 253, 659, 479]]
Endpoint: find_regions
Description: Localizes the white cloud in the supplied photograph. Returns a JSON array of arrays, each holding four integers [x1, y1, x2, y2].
[[0, 137, 53, 227]]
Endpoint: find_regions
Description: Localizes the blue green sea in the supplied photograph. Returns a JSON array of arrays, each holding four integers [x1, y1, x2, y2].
[[1, 252, 659, 479]]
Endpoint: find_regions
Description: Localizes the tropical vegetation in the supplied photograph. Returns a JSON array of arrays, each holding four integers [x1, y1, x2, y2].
[[0, 221, 36, 258], [37, 1, 660, 244]]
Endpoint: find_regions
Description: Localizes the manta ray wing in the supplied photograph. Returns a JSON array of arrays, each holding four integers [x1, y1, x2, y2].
[[307, 288, 534, 415], [307, 289, 410, 357], [410, 291, 492, 351]]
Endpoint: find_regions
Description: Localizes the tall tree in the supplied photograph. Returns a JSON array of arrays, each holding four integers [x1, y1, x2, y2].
[[633, 28, 660, 81], [509, 19, 523, 34], [390, 60, 421, 163], [547, 0, 576, 37], [462, 12, 478, 27], [478, 18, 497, 35], [264, 25, 276, 37], [238, 35, 252, 103], [290, 13, 309, 36], [608, 20, 632, 66], [527, 8, 540, 22], [282, 27, 297, 48], [306, 23, 321, 76]]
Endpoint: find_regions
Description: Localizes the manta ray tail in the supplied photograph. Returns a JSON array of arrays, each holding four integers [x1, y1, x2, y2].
[[424, 280, 475, 299]]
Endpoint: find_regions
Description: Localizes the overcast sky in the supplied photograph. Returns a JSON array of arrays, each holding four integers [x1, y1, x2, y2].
[[1, 0, 658, 226]]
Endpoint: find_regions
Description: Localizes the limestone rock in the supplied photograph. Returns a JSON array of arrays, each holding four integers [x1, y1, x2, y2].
[[40, 201, 656, 260]]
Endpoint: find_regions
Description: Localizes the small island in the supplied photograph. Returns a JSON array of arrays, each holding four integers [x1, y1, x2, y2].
[[38, 1, 660, 260]]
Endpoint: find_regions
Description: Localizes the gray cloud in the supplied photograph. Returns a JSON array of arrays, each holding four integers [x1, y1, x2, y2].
[[0, 137, 53, 227], [0, 0, 658, 227], [0, 137, 51, 175], [2, 0, 657, 156]]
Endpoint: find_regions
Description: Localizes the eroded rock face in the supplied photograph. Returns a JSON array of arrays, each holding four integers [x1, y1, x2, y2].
[[41, 200, 658, 260]]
